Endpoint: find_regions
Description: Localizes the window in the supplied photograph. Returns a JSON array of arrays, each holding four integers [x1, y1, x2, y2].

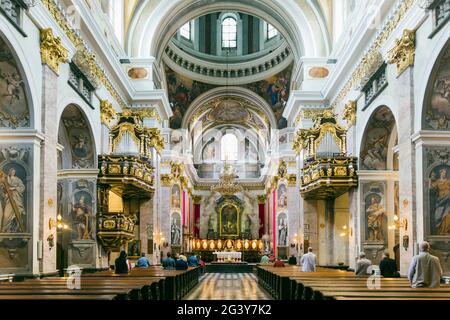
[[221, 134, 238, 161], [267, 23, 278, 39], [222, 17, 237, 48], [180, 22, 191, 40]]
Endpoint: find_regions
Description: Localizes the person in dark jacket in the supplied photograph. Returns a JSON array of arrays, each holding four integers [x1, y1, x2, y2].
[[288, 254, 297, 265], [188, 253, 199, 267], [379, 252, 399, 278], [162, 252, 176, 270], [175, 255, 188, 270], [115, 250, 129, 274]]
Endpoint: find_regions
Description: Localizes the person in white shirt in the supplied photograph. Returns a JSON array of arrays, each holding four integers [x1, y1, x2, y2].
[[355, 252, 372, 276], [300, 247, 317, 272]]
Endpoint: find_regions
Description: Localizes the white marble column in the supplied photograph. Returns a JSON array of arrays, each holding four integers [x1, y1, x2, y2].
[[395, 68, 416, 275], [39, 65, 59, 274]]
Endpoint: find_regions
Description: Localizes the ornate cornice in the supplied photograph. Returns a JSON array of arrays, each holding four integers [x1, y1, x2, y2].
[[100, 100, 117, 128], [342, 100, 357, 128], [72, 46, 101, 88], [133, 108, 162, 124], [330, 0, 417, 109], [160, 174, 172, 187], [41, 0, 127, 109], [387, 29, 416, 77], [40, 28, 68, 75]]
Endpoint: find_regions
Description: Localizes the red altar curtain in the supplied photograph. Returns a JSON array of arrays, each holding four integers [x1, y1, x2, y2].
[[259, 202, 265, 238], [194, 202, 200, 238]]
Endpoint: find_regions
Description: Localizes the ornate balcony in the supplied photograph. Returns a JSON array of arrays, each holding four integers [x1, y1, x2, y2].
[[293, 110, 358, 200], [97, 213, 136, 250], [300, 157, 358, 199], [98, 155, 155, 198]]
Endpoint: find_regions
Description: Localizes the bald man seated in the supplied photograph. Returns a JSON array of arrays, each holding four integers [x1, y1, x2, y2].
[[408, 241, 443, 288]]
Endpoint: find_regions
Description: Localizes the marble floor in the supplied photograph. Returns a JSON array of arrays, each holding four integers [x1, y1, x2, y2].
[[184, 273, 272, 300]]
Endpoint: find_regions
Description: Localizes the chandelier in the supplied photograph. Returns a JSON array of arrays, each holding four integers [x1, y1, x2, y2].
[[211, 162, 243, 197]]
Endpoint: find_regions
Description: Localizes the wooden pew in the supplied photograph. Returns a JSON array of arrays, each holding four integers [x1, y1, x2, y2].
[[0, 294, 117, 300]]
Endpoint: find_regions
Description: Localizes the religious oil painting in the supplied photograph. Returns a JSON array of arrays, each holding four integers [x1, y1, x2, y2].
[[0, 37, 29, 128], [362, 182, 387, 243], [127, 240, 141, 258], [423, 44, 450, 130], [220, 204, 239, 237], [0, 145, 32, 273], [360, 106, 396, 170], [425, 147, 450, 236], [70, 188, 94, 241], [171, 212, 181, 246], [171, 184, 181, 209]]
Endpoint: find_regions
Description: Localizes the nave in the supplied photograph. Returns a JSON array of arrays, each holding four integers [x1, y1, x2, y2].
[[184, 273, 271, 300]]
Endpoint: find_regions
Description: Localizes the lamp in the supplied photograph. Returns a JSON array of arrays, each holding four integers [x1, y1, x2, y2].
[[49, 214, 69, 230], [388, 215, 408, 231]]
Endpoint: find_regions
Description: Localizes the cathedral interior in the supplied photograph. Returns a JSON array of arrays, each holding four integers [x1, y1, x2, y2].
[[0, 0, 450, 302]]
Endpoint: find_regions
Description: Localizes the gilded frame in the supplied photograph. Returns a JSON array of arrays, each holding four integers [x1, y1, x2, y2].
[[218, 202, 241, 238]]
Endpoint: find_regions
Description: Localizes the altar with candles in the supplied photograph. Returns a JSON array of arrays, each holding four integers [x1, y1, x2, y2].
[[213, 251, 242, 262]]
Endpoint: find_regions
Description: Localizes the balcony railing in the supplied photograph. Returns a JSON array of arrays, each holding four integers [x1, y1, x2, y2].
[[300, 157, 358, 200], [97, 212, 136, 250]]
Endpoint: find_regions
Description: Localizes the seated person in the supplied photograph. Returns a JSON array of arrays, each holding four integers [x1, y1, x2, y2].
[[115, 251, 129, 274], [162, 252, 176, 270], [188, 253, 199, 267], [175, 255, 188, 270], [136, 252, 151, 268], [269, 255, 276, 263], [273, 258, 285, 268], [260, 254, 270, 264], [379, 252, 398, 278], [355, 252, 372, 276], [288, 254, 298, 265]]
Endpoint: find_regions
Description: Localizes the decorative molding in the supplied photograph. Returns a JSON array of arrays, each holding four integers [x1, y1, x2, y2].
[[41, 0, 128, 109], [387, 29, 416, 77], [342, 100, 357, 128], [39, 28, 68, 75], [192, 195, 202, 204], [287, 174, 297, 187], [72, 46, 101, 88], [257, 195, 267, 204], [100, 100, 117, 128], [133, 107, 162, 124], [330, 0, 417, 109]]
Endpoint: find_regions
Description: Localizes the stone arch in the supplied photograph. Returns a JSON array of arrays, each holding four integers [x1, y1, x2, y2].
[[57, 104, 97, 170], [359, 106, 398, 171], [421, 39, 450, 131], [0, 33, 33, 129]]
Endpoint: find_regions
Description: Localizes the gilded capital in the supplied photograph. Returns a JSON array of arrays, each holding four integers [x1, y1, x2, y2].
[[40, 28, 69, 75], [193, 195, 202, 204], [147, 128, 165, 153], [100, 100, 117, 128], [257, 195, 267, 204], [287, 174, 297, 187], [388, 29, 415, 77], [342, 100, 357, 128], [72, 46, 101, 88], [160, 174, 172, 187]]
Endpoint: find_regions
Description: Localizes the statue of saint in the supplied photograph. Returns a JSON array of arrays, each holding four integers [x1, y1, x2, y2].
[[171, 218, 181, 246], [278, 215, 288, 246], [71, 195, 93, 240], [367, 196, 385, 241]]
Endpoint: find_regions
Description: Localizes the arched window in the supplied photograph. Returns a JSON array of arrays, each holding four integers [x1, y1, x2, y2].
[[222, 17, 237, 48], [267, 23, 278, 40], [221, 134, 238, 161], [180, 22, 191, 40]]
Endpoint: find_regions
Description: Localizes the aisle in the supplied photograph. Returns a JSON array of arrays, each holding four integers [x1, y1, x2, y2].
[[184, 273, 272, 300]]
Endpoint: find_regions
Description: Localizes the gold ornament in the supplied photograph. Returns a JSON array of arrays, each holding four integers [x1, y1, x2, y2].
[[100, 100, 117, 128], [342, 101, 357, 128], [387, 29, 416, 77], [40, 28, 68, 75]]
